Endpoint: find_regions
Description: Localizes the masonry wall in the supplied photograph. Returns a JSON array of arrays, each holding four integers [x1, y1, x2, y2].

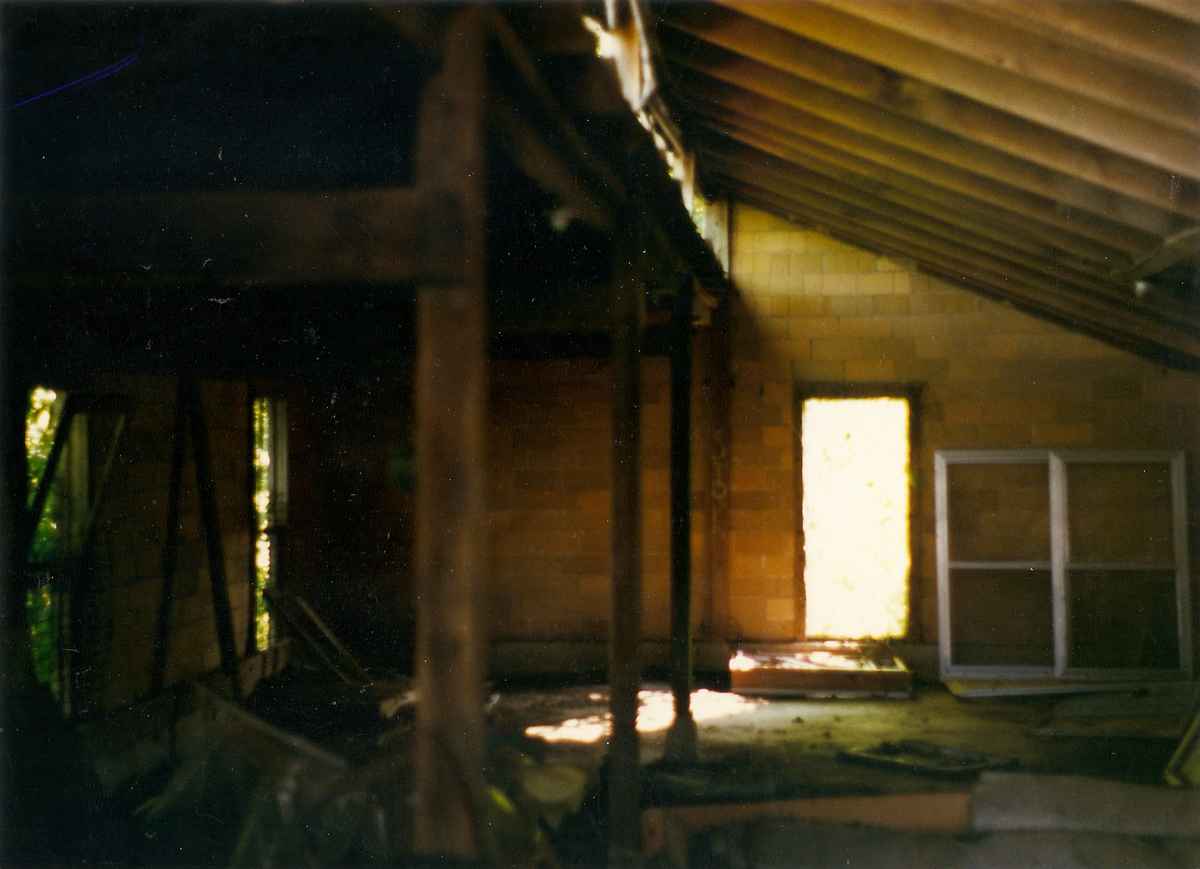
[[86, 376, 252, 711], [727, 203, 1200, 652], [285, 373, 416, 667], [488, 354, 712, 642]]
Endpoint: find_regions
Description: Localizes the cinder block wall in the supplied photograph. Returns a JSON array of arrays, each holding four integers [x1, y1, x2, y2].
[[488, 356, 711, 641], [728, 203, 1200, 649], [86, 376, 252, 711], [286, 374, 415, 665]]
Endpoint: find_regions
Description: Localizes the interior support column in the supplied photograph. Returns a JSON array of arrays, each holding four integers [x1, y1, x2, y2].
[[413, 7, 488, 861], [608, 227, 644, 865], [665, 279, 697, 762]]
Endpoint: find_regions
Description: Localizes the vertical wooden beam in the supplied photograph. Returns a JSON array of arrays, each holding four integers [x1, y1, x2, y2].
[[413, 7, 488, 861], [184, 376, 241, 701], [665, 280, 697, 762], [151, 378, 187, 695], [1, 345, 31, 696], [609, 224, 644, 865], [706, 201, 733, 643]]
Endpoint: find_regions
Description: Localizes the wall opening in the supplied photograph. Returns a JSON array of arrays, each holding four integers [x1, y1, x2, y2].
[[24, 385, 86, 706], [251, 395, 287, 651], [800, 396, 910, 639]]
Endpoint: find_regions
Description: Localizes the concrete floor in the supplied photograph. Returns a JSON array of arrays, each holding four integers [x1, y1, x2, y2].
[[493, 682, 1194, 867], [497, 682, 1177, 790]]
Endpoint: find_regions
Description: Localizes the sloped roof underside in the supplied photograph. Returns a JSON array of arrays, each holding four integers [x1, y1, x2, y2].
[[652, 0, 1200, 368]]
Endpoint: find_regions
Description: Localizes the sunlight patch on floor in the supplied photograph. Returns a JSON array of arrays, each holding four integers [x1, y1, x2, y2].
[[524, 689, 762, 744]]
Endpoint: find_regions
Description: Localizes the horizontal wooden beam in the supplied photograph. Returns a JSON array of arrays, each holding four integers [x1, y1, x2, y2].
[[669, 5, 1200, 219], [686, 106, 1123, 275], [971, 0, 1200, 85], [659, 29, 1194, 236], [9, 189, 461, 286], [1122, 0, 1200, 26], [724, 178, 1200, 365], [745, 0, 1200, 178], [816, 0, 1199, 136]]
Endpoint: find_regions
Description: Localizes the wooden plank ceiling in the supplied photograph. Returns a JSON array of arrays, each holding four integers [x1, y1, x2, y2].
[[651, 0, 1200, 367]]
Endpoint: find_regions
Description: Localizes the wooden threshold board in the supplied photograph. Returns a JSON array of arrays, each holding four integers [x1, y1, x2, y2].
[[729, 642, 914, 698]]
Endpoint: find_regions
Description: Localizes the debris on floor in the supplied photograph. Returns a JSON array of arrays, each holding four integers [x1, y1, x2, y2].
[[729, 642, 913, 698], [839, 739, 1017, 778]]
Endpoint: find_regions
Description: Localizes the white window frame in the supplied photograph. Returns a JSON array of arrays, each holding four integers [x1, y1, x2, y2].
[[935, 449, 1191, 681]]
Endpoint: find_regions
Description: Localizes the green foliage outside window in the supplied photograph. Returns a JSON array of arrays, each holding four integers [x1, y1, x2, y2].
[[252, 397, 273, 650], [25, 387, 66, 695]]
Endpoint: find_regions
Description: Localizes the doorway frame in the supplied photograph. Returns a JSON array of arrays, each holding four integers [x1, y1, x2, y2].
[[794, 382, 923, 642]]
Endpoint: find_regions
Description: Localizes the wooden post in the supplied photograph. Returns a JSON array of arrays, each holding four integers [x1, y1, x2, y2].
[[707, 202, 733, 644], [412, 7, 488, 860], [184, 376, 241, 700], [664, 279, 697, 762], [609, 223, 644, 865], [1, 355, 32, 696], [151, 378, 187, 695]]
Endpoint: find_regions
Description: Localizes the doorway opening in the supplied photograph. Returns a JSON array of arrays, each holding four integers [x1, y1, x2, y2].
[[800, 396, 911, 639]]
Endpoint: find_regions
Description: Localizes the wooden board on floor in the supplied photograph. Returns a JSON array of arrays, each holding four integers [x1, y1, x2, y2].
[[643, 791, 970, 863]]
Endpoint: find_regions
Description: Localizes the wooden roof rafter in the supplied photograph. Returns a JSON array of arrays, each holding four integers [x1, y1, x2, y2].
[[650, 1, 1200, 368]]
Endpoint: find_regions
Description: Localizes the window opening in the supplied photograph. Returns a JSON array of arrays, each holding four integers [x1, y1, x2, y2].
[[251, 396, 287, 650], [801, 397, 910, 639], [24, 386, 83, 701]]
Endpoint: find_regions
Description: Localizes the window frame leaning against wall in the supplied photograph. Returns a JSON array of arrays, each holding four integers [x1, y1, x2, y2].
[[935, 448, 1192, 681]]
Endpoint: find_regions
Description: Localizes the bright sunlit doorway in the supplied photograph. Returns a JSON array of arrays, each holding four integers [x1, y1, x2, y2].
[[799, 394, 912, 640]]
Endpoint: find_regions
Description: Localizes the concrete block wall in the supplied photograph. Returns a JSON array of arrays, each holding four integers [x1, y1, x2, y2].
[[729, 203, 1200, 649], [285, 373, 415, 664], [88, 376, 252, 711], [488, 356, 711, 641]]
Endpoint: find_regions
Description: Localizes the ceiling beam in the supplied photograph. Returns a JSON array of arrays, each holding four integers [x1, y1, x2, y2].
[[683, 98, 1126, 273], [1120, 0, 1200, 26], [969, 0, 1200, 85], [700, 130, 1118, 279], [9, 189, 462, 286], [667, 8, 1200, 218], [725, 0, 1200, 179], [724, 180, 1200, 367], [812, 0, 1198, 136], [662, 44, 1178, 252], [659, 23, 1198, 229]]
